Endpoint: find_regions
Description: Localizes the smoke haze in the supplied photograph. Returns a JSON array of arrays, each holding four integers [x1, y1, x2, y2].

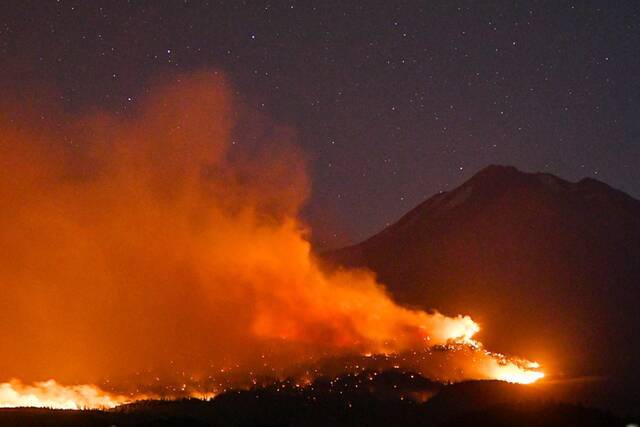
[[0, 71, 492, 387]]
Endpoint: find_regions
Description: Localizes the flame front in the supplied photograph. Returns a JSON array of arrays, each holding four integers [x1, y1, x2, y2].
[[0, 380, 131, 409], [0, 71, 543, 410]]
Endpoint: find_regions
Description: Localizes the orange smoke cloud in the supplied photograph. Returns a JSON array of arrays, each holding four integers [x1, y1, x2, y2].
[[0, 71, 541, 406]]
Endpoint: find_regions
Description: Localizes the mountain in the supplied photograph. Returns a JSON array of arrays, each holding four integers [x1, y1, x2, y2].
[[325, 165, 640, 413]]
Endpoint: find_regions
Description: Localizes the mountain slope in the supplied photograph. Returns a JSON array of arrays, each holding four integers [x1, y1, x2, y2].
[[325, 165, 640, 393]]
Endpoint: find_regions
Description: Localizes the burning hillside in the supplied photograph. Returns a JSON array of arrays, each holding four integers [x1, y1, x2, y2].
[[0, 71, 542, 409]]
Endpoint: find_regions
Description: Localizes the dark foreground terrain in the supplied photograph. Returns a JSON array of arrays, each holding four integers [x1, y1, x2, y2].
[[0, 374, 634, 426]]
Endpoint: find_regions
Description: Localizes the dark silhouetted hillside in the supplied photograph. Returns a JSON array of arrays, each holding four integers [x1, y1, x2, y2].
[[0, 375, 628, 426]]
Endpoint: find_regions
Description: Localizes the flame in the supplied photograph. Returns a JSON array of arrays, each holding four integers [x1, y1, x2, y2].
[[0, 70, 543, 409], [0, 379, 132, 409], [481, 357, 545, 384], [495, 366, 544, 384]]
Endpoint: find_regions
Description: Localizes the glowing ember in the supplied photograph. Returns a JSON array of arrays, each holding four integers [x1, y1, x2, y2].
[[0, 342, 544, 409]]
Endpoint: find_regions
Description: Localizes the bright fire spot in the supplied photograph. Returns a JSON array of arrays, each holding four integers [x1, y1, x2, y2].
[[481, 356, 545, 384], [492, 363, 545, 384], [0, 379, 133, 409], [445, 322, 544, 385]]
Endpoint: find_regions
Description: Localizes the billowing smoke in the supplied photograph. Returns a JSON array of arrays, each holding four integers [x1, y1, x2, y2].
[[0, 72, 540, 404]]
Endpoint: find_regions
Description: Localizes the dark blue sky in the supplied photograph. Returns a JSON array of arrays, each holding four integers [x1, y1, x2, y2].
[[2, 1, 638, 247]]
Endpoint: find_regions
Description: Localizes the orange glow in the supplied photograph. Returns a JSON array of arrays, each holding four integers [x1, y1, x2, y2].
[[0, 71, 543, 409]]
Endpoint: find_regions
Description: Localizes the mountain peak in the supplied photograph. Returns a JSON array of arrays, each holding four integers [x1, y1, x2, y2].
[[466, 164, 568, 191], [457, 164, 531, 196], [358, 166, 638, 248], [473, 164, 521, 178], [462, 165, 625, 200]]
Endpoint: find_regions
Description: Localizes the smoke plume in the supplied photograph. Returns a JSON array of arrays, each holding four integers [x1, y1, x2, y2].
[[0, 71, 540, 399]]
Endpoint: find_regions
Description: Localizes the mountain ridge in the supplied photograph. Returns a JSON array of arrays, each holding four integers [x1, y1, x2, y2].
[[331, 165, 639, 260]]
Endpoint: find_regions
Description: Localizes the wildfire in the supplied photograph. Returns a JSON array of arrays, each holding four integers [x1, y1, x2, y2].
[[0, 70, 544, 410], [0, 347, 544, 409], [0, 379, 132, 409]]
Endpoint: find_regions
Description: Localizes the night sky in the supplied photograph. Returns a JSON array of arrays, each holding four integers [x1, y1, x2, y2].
[[2, 1, 638, 247]]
